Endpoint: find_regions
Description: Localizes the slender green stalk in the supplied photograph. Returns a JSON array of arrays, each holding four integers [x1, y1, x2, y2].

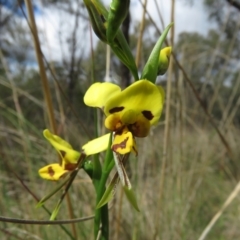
[[89, 21, 111, 239], [94, 134, 114, 240]]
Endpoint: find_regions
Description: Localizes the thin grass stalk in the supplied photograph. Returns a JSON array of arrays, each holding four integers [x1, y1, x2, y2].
[[24, 1, 78, 238], [41, 19, 66, 134], [224, 94, 240, 130], [135, 0, 148, 69], [51, 64, 66, 134], [153, 0, 165, 29], [0, 50, 23, 122], [38, 1, 66, 134], [66, 193, 78, 239], [200, 7, 231, 96], [173, 54, 233, 158], [0, 227, 24, 240], [105, 45, 111, 82], [0, 78, 43, 107], [24, 0, 57, 135], [198, 180, 240, 240], [0, 216, 94, 225], [154, 1, 175, 239], [175, 46, 185, 199], [220, 73, 240, 129], [207, 16, 240, 114], [0, 50, 31, 172], [138, 0, 160, 37], [115, 188, 124, 240]]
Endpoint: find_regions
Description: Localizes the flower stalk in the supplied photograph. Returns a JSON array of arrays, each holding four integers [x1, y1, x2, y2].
[[37, 1, 173, 239]]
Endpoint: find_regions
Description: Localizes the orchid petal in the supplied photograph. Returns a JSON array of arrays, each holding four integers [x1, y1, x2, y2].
[[84, 82, 121, 109], [82, 133, 111, 155], [38, 163, 68, 181], [43, 129, 81, 164], [111, 129, 137, 155], [104, 80, 164, 125]]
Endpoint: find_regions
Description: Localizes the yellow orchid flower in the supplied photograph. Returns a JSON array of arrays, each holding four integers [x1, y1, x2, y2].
[[84, 80, 164, 210], [84, 79, 165, 156], [39, 130, 110, 181]]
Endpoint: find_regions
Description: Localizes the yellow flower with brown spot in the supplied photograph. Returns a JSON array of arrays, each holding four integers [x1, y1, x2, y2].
[[39, 130, 110, 180], [84, 79, 165, 155]]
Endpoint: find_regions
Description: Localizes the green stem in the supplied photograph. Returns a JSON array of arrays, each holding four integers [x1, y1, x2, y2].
[[94, 172, 109, 240], [94, 134, 114, 240]]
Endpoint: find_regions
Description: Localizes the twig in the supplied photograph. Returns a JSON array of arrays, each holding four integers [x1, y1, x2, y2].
[[135, 0, 148, 68], [0, 216, 94, 225], [24, 0, 57, 134], [154, 0, 175, 239]]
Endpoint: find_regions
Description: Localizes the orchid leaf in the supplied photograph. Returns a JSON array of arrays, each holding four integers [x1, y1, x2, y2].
[[50, 202, 62, 221], [96, 171, 119, 209], [36, 176, 70, 208], [123, 186, 140, 212], [141, 22, 173, 83], [88, 0, 139, 80], [107, 0, 130, 43]]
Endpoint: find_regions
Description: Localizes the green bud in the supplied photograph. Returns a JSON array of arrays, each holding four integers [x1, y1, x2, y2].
[[84, 0, 139, 80], [83, 0, 107, 42], [141, 23, 173, 83], [158, 47, 172, 75], [107, 0, 130, 43]]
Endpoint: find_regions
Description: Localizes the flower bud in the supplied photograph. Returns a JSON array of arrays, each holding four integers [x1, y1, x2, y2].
[[157, 47, 172, 75], [107, 0, 130, 43], [83, 0, 107, 42]]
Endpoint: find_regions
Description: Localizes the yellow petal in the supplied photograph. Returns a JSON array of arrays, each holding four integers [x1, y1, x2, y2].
[[104, 80, 164, 125], [44, 129, 72, 148], [82, 133, 111, 155], [112, 129, 137, 155], [158, 47, 172, 75], [43, 129, 81, 164], [38, 163, 68, 181], [84, 82, 121, 108]]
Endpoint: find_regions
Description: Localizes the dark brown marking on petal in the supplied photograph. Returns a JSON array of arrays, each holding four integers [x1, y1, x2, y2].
[[60, 150, 66, 158], [142, 110, 154, 120], [65, 163, 78, 171], [115, 127, 125, 135], [112, 137, 129, 152], [128, 124, 138, 135], [109, 106, 124, 114], [48, 166, 55, 177]]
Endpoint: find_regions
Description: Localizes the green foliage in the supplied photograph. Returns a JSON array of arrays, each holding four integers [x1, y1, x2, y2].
[[141, 23, 173, 82], [107, 0, 130, 43]]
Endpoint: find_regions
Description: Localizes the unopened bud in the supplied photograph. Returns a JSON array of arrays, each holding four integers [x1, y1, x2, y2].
[[157, 47, 172, 75]]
